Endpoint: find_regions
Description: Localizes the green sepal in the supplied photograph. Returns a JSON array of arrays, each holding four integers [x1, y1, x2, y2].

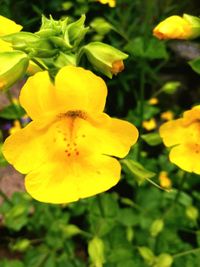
[[0, 51, 29, 90]]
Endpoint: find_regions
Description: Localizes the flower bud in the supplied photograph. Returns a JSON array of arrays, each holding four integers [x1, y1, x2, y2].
[[154, 253, 173, 267], [83, 42, 128, 78], [186, 205, 199, 221], [67, 15, 89, 47], [153, 14, 200, 40], [161, 81, 181, 94], [150, 219, 164, 237], [138, 247, 155, 265], [0, 51, 29, 90]]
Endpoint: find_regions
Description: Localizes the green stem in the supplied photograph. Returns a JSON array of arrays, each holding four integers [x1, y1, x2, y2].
[[162, 172, 187, 219], [30, 58, 47, 71], [136, 64, 145, 161], [173, 247, 200, 258]]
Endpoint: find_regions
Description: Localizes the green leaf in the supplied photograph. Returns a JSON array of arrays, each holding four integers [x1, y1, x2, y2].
[[88, 194, 119, 236], [117, 208, 139, 227], [0, 104, 25, 119], [0, 260, 25, 267], [138, 247, 155, 265], [124, 37, 145, 57], [141, 132, 162, 146], [189, 57, 200, 74], [122, 159, 156, 184], [0, 143, 8, 167], [145, 38, 168, 60], [124, 37, 168, 60]]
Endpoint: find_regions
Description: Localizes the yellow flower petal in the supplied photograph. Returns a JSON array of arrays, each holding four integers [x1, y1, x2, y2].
[[170, 143, 200, 174], [25, 155, 120, 203], [3, 120, 54, 174], [0, 15, 22, 35], [87, 113, 138, 158], [149, 98, 158, 105], [160, 111, 174, 121], [153, 15, 191, 40], [97, 0, 116, 8], [55, 66, 107, 113], [142, 118, 157, 131], [20, 66, 107, 120], [19, 71, 57, 120], [0, 39, 13, 51]]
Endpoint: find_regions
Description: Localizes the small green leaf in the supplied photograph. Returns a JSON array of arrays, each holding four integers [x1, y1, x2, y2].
[[122, 159, 156, 184], [0, 104, 25, 119], [0, 143, 8, 166], [138, 246, 155, 265], [141, 132, 162, 146], [189, 57, 200, 74]]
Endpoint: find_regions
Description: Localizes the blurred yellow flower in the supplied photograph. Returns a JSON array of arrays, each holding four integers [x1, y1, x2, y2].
[[148, 98, 158, 105], [9, 120, 21, 135], [159, 105, 200, 174], [153, 14, 200, 40], [3, 66, 138, 204], [0, 15, 22, 36], [160, 111, 174, 121], [159, 171, 172, 189], [97, 0, 116, 8], [142, 118, 157, 131]]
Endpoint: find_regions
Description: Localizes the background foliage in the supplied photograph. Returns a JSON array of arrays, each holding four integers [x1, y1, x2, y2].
[[0, 0, 200, 266]]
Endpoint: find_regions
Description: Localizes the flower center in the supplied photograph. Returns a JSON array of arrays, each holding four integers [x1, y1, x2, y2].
[[54, 110, 88, 159]]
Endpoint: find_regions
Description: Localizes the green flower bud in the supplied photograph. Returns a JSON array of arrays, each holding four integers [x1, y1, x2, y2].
[[67, 15, 89, 47], [150, 219, 164, 237], [88, 237, 105, 267], [154, 253, 173, 267], [39, 15, 67, 34], [186, 205, 199, 221], [183, 14, 200, 39], [161, 81, 181, 94], [126, 226, 134, 242], [2, 32, 39, 46], [54, 52, 76, 68], [0, 51, 29, 90], [82, 41, 128, 78], [11, 239, 30, 252], [138, 246, 155, 265], [90, 17, 113, 35]]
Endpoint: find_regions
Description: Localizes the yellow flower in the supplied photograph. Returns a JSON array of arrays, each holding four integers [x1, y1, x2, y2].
[[0, 15, 22, 36], [2, 66, 138, 204], [159, 105, 200, 174], [153, 14, 200, 40], [159, 171, 172, 189], [142, 118, 157, 131], [97, 0, 116, 8], [160, 111, 174, 121], [148, 98, 158, 105], [0, 39, 13, 51], [9, 120, 21, 135]]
